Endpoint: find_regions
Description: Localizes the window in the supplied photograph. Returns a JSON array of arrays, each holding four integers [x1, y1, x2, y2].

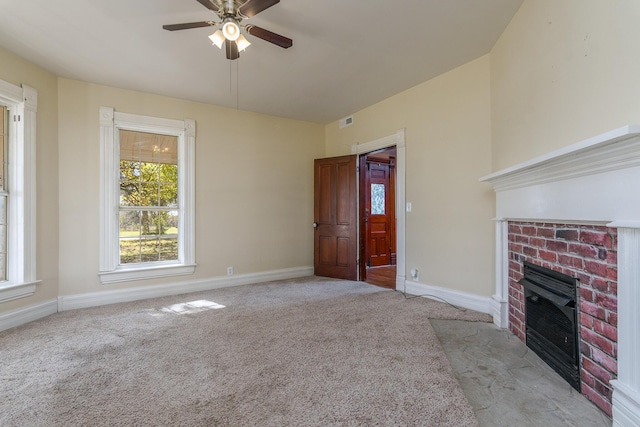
[[0, 79, 38, 303], [119, 130, 179, 264], [99, 108, 195, 284], [1, 106, 7, 281], [0, 106, 9, 281]]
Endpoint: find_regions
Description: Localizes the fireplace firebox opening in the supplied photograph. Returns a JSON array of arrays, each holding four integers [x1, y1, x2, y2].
[[519, 261, 580, 391]]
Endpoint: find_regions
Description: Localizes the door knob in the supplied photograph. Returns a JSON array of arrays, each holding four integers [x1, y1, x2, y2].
[[313, 222, 318, 229]]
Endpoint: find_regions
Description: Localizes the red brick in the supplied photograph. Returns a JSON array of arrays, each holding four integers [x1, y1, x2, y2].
[[580, 342, 593, 360], [593, 320, 617, 342], [576, 272, 592, 286], [594, 379, 613, 400], [607, 312, 618, 327], [581, 301, 606, 320], [608, 281, 617, 296], [591, 277, 608, 292], [606, 251, 617, 265], [536, 227, 555, 238], [558, 254, 584, 269], [523, 246, 538, 257], [536, 249, 555, 262], [514, 234, 529, 244], [606, 267, 617, 281], [522, 226, 537, 236], [509, 243, 523, 253], [592, 348, 618, 375], [547, 240, 568, 252], [585, 260, 608, 277], [509, 224, 522, 234], [581, 368, 596, 387], [580, 288, 594, 303], [582, 383, 612, 417], [580, 312, 594, 328], [595, 293, 617, 311], [568, 243, 598, 259], [582, 357, 612, 384], [581, 230, 608, 246], [509, 260, 522, 272], [529, 237, 545, 247]]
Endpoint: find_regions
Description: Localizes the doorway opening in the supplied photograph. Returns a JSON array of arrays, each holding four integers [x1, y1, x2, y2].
[[360, 147, 397, 289]]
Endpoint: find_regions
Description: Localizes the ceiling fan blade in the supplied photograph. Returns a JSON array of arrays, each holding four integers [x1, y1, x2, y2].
[[163, 21, 214, 31], [246, 25, 292, 48], [238, 0, 279, 18], [226, 40, 239, 60], [195, 0, 219, 11]]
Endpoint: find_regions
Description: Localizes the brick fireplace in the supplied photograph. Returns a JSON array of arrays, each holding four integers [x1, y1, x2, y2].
[[481, 125, 640, 427], [508, 222, 617, 414]]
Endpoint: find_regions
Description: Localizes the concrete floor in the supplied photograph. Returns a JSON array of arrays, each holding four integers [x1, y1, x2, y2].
[[431, 319, 612, 427]]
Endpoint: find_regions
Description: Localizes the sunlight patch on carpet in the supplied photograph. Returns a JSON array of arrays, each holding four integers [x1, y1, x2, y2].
[[159, 300, 225, 315]]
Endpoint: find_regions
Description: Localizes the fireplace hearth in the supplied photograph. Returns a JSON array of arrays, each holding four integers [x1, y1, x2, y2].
[[520, 261, 580, 390]]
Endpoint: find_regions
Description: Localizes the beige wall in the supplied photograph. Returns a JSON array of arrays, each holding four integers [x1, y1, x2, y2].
[[325, 56, 495, 296], [57, 79, 324, 295], [491, 0, 640, 170], [0, 47, 59, 313]]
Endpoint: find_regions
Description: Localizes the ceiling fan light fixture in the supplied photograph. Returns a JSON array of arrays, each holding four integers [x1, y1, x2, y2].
[[222, 19, 240, 41], [208, 29, 225, 49], [236, 34, 251, 52]]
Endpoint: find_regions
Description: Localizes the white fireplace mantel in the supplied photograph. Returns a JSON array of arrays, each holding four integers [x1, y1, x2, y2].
[[481, 125, 640, 427]]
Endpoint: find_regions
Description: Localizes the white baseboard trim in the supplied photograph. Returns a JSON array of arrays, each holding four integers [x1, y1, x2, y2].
[[491, 295, 509, 329], [0, 299, 58, 332], [612, 380, 640, 427], [402, 280, 493, 314], [58, 266, 314, 312]]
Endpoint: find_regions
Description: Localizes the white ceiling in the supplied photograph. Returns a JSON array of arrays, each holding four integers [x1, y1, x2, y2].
[[0, 0, 523, 124]]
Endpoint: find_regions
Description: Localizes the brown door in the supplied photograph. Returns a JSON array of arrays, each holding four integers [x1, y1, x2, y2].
[[366, 161, 392, 267], [359, 148, 397, 280], [314, 155, 358, 280]]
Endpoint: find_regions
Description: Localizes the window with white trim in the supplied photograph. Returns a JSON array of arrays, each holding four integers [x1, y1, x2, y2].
[[1, 106, 7, 281], [99, 108, 195, 284], [0, 79, 38, 303]]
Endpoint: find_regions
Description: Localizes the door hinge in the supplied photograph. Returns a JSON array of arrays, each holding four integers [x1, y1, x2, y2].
[[14, 114, 21, 122]]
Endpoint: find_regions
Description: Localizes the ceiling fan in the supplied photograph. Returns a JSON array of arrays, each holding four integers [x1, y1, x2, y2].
[[163, 0, 293, 60]]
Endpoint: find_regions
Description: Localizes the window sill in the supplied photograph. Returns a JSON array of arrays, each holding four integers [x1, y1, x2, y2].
[[99, 264, 196, 284], [0, 280, 41, 304]]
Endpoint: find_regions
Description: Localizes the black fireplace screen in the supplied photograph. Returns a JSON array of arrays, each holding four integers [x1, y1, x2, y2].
[[519, 262, 580, 391]]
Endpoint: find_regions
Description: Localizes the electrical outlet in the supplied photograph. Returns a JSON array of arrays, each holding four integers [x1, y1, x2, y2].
[[227, 266, 233, 276]]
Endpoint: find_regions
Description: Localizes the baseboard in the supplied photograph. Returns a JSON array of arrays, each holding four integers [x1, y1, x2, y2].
[[612, 380, 640, 427], [58, 266, 314, 312], [0, 299, 58, 333], [402, 280, 492, 314]]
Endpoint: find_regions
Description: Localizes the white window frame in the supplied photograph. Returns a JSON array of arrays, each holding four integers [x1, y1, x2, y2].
[[99, 107, 196, 284], [0, 79, 38, 303]]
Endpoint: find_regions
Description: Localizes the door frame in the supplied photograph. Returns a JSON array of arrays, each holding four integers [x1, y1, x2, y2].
[[351, 129, 406, 290]]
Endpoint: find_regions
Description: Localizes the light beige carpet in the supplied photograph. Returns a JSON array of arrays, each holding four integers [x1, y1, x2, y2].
[[0, 276, 490, 426]]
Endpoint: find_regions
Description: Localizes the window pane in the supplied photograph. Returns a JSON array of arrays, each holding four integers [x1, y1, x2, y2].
[[140, 238, 159, 263], [119, 210, 179, 264], [160, 183, 178, 207], [371, 183, 385, 215], [159, 237, 178, 261]]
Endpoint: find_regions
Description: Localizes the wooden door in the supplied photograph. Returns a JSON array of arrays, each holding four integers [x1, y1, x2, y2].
[[314, 155, 358, 280], [366, 161, 392, 267]]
